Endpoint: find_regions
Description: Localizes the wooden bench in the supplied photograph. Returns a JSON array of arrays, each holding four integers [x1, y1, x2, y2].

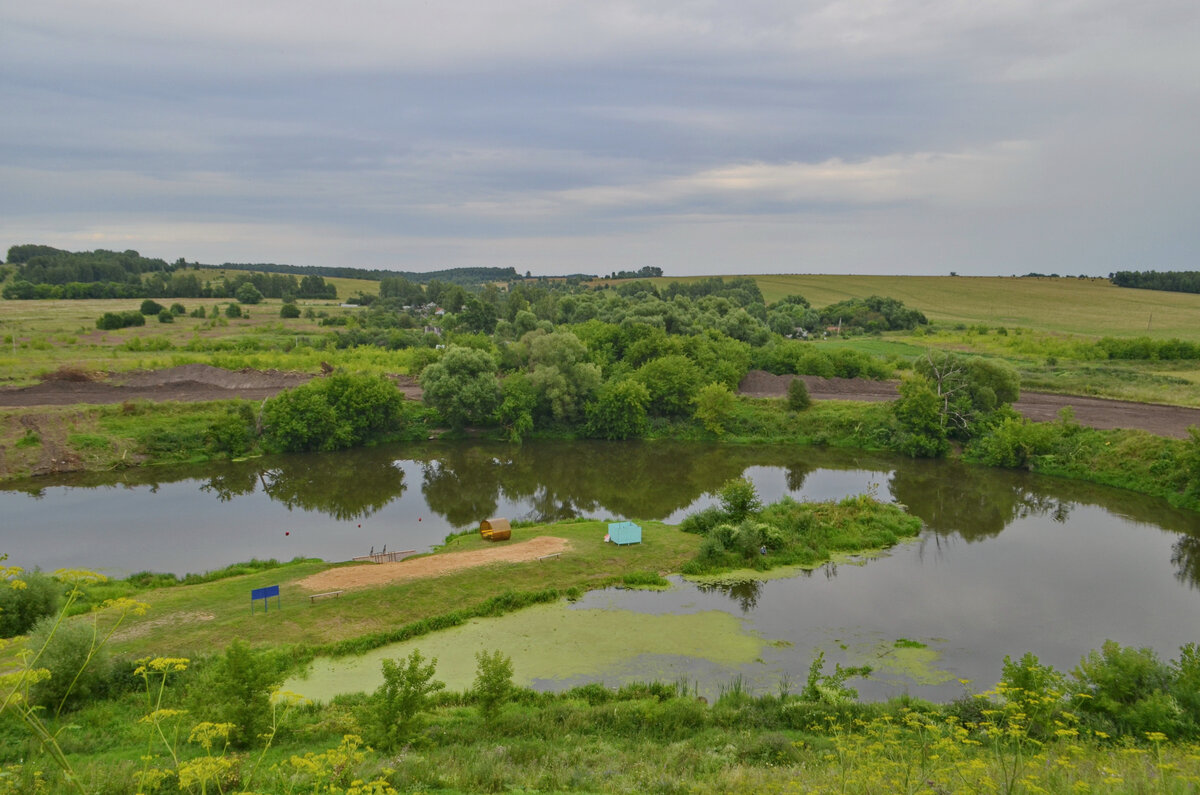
[[309, 590, 343, 603], [537, 553, 561, 562]]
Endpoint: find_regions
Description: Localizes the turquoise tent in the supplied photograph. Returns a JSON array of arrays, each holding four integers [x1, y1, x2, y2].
[[607, 521, 642, 545]]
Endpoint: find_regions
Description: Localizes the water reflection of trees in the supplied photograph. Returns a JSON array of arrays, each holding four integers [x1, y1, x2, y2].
[[1171, 534, 1200, 590], [889, 462, 1072, 541], [696, 578, 764, 613], [416, 441, 850, 527], [257, 456, 406, 521]]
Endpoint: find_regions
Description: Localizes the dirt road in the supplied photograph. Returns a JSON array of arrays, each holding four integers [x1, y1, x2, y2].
[[2, 365, 1197, 439], [738, 370, 1200, 439]]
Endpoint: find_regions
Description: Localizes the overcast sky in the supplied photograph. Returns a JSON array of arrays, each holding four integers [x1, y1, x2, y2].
[[2, 1, 1197, 276]]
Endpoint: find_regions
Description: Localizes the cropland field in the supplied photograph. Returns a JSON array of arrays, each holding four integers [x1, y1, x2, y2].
[[655, 274, 1200, 340], [191, 267, 380, 299]]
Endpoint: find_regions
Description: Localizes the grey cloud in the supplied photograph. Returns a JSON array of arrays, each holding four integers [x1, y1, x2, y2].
[[1, 1, 1198, 274]]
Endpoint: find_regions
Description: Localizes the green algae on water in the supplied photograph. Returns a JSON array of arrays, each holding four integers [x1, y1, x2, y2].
[[286, 601, 765, 703]]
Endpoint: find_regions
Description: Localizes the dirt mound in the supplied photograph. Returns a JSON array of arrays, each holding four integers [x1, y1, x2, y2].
[[0, 366, 424, 407], [737, 369, 1200, 439], [298, 536, 571, 591], [110, 364, 311, 390]]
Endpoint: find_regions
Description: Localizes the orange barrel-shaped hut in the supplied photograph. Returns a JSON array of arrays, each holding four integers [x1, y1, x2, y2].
[[479, 517, 512, 542]]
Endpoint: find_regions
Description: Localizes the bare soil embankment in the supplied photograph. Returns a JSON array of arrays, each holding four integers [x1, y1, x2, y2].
[[737, 370, 1200, 439], [0, 364, 424, 406]]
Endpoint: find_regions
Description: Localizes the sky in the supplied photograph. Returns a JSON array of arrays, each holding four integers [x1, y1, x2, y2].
[[2, 1, 1198, 277]]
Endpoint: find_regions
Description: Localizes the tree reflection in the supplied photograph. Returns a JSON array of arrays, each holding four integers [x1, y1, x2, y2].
[[421, 450, 501, 527], [199, 465, 259, 502], [258, 455, 406, 520], [1171, 534, 1200, 591], [696, 578, 763, 613], [889, 460, 1072, 541]]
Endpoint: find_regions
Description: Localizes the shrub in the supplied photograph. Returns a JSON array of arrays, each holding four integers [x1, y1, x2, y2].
[[473, 649, 514, 723], [96, 310, 146, 330], [968, 414, 1063, 468], [368, 650, 445, 750], [718, 478, 762, 522], [27, 615, 111, 713], [169, 302, 186, 315], [679, 505, 725, 535], [891, 375, 949, 458], [139, 298, 164, 315], [1071, 640, 1180, 737], [201, 639, 286, 748], [236, 282, 264, 304], [206, 404, 257, 456], [190, 306, 208, 318], [157, 309, 174, 323], [0, 570, 61, 637], [262, 373, 404, 452], [693, 382, 737, 435], [280, 302, 301, 319], [225, 303, 242, 318], [786, 378, 811, 411]]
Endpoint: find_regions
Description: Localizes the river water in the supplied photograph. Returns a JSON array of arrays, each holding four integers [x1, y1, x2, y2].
[[3, 441, 1198, 700]]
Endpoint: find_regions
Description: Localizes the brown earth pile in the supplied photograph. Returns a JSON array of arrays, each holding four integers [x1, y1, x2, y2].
[[0, 365, 424, 406]]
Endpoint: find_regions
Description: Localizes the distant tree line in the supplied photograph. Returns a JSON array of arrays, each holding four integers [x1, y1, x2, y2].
[[1111, 270, 1200, 294], [605, 266, 663, 280], [0, 244, 545, 299], [217, 261, 523, 286]]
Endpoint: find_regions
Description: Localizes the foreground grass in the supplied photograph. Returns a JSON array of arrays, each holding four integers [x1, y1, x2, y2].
[[5, 676, 1200, 794]]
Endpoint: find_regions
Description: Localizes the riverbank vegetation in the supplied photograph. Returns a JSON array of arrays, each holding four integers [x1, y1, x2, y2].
[[3, 547, 1200, 794]]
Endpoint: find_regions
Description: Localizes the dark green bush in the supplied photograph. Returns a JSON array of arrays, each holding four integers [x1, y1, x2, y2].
[[262, 373, 405, 453], [27, 616, 111, 713], [139, 298, 164, 315], [206, 404, 257, 456], [157, 308, 174, 323], [196, 639, 287, 748], [0, 570, 61, 637], [1071, 640, 1181, 737], [786, 378, 811, 411], [280, 302, 302, 319], [95, 310, 146, 330]]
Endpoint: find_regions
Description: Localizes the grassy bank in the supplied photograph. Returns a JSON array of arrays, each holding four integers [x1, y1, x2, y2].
[[93, 519, 693, 657], [5, 391, 1200, 517]]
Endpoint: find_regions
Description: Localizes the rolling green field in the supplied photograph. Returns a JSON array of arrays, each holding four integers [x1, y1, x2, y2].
[[0, 296, 367, 386], [655, 274, 1200, 340]]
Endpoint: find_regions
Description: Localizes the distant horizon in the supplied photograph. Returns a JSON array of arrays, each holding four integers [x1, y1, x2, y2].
[[0, 240, 1124, 281]]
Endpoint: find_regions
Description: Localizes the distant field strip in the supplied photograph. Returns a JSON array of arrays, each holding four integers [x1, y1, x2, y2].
[[655, 275, 1200, 340]]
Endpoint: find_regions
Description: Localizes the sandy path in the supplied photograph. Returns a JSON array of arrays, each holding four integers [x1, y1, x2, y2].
[[298, 536, 571, 591]]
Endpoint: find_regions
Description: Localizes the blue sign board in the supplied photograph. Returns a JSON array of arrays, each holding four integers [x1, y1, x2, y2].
[[251, 584, 281, 613]]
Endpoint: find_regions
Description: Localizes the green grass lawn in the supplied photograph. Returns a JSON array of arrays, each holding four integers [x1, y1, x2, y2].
[[102, 519, 697, 658]]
